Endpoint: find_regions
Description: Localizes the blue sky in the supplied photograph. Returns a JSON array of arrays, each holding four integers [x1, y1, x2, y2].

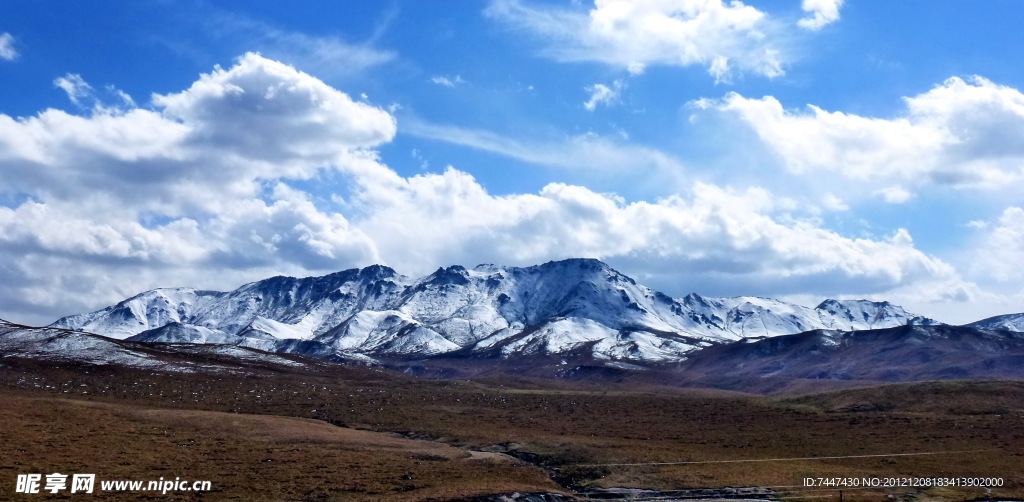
[[1, 0, 1023, 325]]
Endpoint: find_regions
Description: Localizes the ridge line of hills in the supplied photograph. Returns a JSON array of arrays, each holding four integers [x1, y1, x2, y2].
[[22, 258, 1019, 377]]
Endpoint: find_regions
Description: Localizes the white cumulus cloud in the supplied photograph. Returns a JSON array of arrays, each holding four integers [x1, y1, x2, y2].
[[53, 74, 137, 113], [0, 53, 391, 323], [347, 170, 970, 306], [0, 33, 18, 60], [877, 186, 913, 204], [706, 76, 1024, 193], [486, 0, 786, 82], [798, 0, 844, 30], [53, 74, 94, 106], [971, 207, 1024, 282], [821, 192, 848, 211], [583, 79, 624, 110], [152, 53, 396, 164]]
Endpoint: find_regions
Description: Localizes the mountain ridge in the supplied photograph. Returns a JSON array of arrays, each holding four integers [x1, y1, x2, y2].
[[0, 318, 310, 372], [49, 258, 956, 364], [967, 312, 1024, 332], [672, 323, 1024, 393], [11, 316, 1024, 394]]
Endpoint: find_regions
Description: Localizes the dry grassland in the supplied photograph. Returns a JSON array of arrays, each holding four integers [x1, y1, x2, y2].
[[1, 359, 1022, 501]]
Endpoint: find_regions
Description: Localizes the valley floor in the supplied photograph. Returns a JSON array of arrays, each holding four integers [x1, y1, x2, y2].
[[0, 393, 560, 501], [1, 358, 1023, 501]]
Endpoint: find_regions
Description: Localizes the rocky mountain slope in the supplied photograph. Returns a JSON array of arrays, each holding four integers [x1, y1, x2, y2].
[[672, 324, 1024, 393], [50, 259, 941, 364]]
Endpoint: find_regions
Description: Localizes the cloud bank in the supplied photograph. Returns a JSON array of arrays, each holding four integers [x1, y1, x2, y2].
[[0, 54, 975, 324]]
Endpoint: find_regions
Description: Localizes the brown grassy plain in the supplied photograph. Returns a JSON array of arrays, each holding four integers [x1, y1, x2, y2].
[[1, 357, 1022, 501]]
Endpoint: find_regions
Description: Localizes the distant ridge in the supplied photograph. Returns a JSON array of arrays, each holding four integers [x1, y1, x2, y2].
[[0, 318, 309, 372], [673, 324, 1024, 393], [966, 312, 1024, 332]]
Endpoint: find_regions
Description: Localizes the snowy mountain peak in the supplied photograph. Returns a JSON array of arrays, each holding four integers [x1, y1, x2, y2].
[[51, 287, 222, 340], [813, 299, 937, 331], [419, 265, 471, 288], [682, 292, 713, 308], [358, 264, 399, 280], [546, 257, 633, 283], [542, 257, 608, 270]]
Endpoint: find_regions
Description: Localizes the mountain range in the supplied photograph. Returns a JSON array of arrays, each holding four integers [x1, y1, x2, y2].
[[0, 257, 1013, 391], [48, 258, 958, 365], [46, 259, 942, 360]]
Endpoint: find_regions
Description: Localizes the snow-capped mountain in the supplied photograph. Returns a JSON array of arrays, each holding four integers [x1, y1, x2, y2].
[[966, 312, 1024, 332], [51, 259, 938, 364]]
